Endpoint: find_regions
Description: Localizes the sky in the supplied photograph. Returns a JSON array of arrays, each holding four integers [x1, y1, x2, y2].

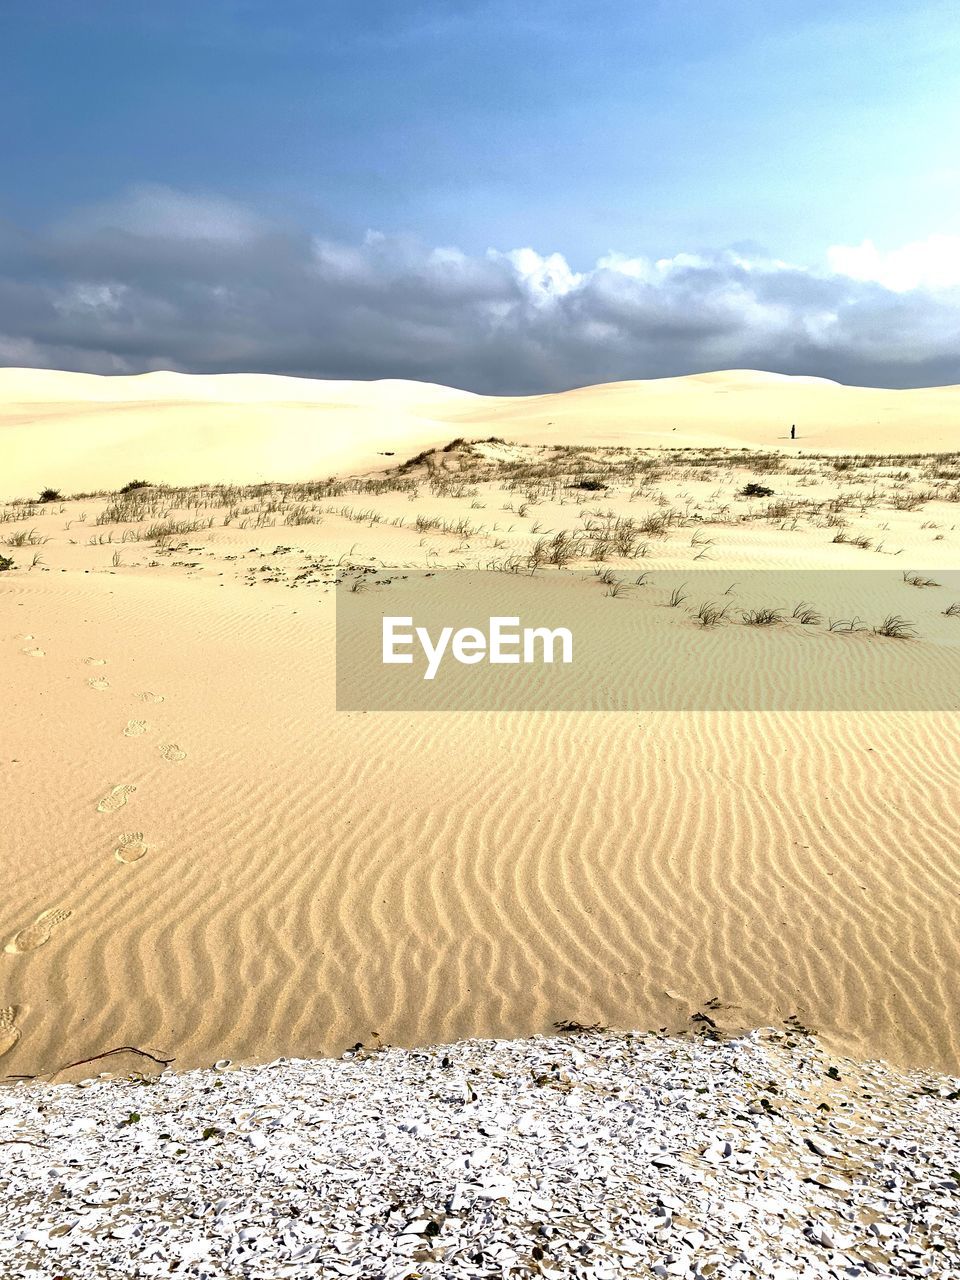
[[2, 0, 960, 391]]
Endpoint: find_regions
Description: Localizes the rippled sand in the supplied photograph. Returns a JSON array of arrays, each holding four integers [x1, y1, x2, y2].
[[2, 381, 959, 1076]]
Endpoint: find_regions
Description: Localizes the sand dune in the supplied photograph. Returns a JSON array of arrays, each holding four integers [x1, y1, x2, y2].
[[3, 366, 960, 501], [2, 434, 959, 1078]]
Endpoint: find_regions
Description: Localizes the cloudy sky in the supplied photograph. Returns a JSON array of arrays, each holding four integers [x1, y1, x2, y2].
[[3, 0, 960, 390]]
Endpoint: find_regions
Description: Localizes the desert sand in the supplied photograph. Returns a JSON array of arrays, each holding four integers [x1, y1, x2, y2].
[[3, 366, 960, 499], [1, 368, 959, 1081]]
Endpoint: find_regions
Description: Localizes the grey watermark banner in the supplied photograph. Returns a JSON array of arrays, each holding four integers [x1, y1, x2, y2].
[[336, 569, 960, 711]]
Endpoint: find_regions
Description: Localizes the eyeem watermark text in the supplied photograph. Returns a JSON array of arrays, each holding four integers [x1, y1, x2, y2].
[[382, 615, 573, 680], [336, 569, 960, 710]]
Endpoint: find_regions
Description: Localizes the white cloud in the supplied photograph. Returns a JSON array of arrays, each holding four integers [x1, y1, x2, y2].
[[494, 248, 584, 302], [4, 188, 960, 390], [828, 235, 960, 292]]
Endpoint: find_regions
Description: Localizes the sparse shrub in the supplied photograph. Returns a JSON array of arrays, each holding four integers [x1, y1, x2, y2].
[[145, 518, 210, 543], [741, 482, 774, 498], [4, 528, 46, 547], [639, 511, 671, 538], [284, 504, 318, 526], [398, 448, 434, 472], [791, 602, 822, 625], [833, 530, 872, 549], [97, 495, 161, 524], [741, 606, 784, 626], [574, 478, 606, 491], [764, 500, 796, 519], [828, 616, 867, 633], [119, 479, 152, 494], [891, 492, 924, 510], [546, 530, 578, 568], [874, 614, 915, 639], [694, 601, 729, 627], [749, 454, 781, 474], [0, 554, 13, 572], [38, 488, 62, 503]]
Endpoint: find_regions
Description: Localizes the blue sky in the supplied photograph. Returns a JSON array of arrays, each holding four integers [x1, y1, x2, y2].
[[2, 1, 960, 388]]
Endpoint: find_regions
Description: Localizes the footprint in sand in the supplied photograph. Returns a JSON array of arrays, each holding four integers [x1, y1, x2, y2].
[[0, 1007, 20, 1058], [136, 692, 164, 704], [21, 646, 45, 658], [115, 832, 148, 864], [87, 676, 111, 691], [5, 907, 72, 954], [82, 657, 107, 666], [159, 743, 186, 763], [123, 719, 148, 737], [97, 784, 137, 814]]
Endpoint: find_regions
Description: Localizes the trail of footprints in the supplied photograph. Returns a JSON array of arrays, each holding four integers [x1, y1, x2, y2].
[[4, 642, 188, 1057], [98, 672, 187, 857]]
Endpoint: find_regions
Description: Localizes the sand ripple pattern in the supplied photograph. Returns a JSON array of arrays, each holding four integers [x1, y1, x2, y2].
[[3, 567, 959, 1078]]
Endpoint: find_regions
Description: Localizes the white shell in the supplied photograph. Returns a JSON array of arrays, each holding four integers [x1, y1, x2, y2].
[[0, 1027, 956, 1277]]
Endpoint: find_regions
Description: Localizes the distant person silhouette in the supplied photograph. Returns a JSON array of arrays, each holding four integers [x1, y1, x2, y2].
[[790, 424, 796, 440]]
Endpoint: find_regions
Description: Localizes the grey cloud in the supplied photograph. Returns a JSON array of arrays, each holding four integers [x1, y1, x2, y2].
[[2, 186, 960, 391]]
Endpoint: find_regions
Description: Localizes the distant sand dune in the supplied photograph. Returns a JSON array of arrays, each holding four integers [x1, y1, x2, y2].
[[2, 366, 960, 500]]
